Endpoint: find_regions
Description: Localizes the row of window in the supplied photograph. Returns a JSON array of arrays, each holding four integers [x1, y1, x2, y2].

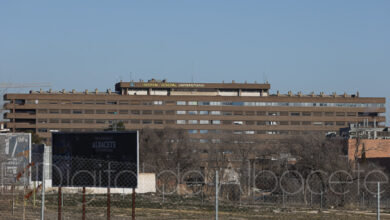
[[37, 109, 371, 117], [21, 99, 385, 108], [36, 118, 350, 126], [36, 127, 332, 137]]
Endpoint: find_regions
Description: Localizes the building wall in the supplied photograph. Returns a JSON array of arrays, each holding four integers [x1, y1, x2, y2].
[[348, 139, 390, 160], [3, 83, 386, 145]]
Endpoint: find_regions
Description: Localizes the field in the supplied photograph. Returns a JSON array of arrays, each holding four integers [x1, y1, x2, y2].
[[2, 191, 390, 220]]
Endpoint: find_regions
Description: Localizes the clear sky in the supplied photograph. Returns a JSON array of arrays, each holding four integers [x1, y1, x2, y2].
[[1, 1, 389, 124]]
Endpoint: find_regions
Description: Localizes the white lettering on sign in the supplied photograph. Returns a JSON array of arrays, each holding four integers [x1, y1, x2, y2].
[[92, 141, 116, 150]]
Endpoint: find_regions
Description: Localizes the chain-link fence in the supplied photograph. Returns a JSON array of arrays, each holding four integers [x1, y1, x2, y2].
[[2, 156, 390, 220]]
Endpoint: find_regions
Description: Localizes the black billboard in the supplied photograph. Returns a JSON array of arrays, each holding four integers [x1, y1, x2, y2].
[[31, 144, 45, 181], [52, 131, 138, 188]]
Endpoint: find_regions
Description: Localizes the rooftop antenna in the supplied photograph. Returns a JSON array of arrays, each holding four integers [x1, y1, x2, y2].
[[191, 60, 195, 83], [263, 72, 268, 84], [130, 72, 133, 82]]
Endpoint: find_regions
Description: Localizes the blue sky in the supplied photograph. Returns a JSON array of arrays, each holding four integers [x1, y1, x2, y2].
[[1, 1, 389, 124]]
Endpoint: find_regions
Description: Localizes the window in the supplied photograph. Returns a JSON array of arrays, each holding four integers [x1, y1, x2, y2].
[[119, 101, 128, 105], [142, 110, 152, 115], [85, 100, 94, 104], [280, 111, 288, 116], [38, 128, 48, 133], [177, 120, 186, 124], [211, 111, 221, 115], [142, 120, 152, 124], [302, 121, 311, 125], [165, 101, 175, 105], [153, 101, 163, 105], [73, 119, 83, 123], [223, 111, 232, 116], [61, 109, 70, 114], [188, 111, 198, 115], [154, 110, 163, 115], [336, 112, 345, 116], [268, 112, 278, 116], [325, 112, 334, 116], [199, 130, 208, 134], [85, 119, 94, 124], [245, 130, 255, 134], [211, 139, 221, 143], [166, 120, 174, 124], [234, 111, 243, 115], [188, 120, 198, 124], [131, 100, 140, 105], [73, 109, 83, 114], [211, 120, 221, 125], [154, 120, 163, 124], [234, 130, 243, 134], [291, 112, 300, 116], [279, 121, 288, 125], [107, 110, 117, 114], [188, 130, 198, 134], [336, 121, 345, 126], [177, 101, 186, 105], [142, 101, 152, 105], [49, 109, 59, 114], [96, 101, 105, 105], [119, 110, 128, 114], [131, 119, 140, 124], [267, 121, 278, 125], [96, 110, 105, 114], [291, 121, 300, 125], [199, 111, 208, 115], [107, 101, 117, 105], [176, 110, 186, 115], [313, 122, 323, 126], [257, 111, 266, 116], [246, 111, 255, 116], [85, 109, 94, 114], [210, 101, 221, 106], [130, 110, 140, 115], [347, 112, 356, 116], [246, 121, 255, 125], [199, 139, 209, 143], [37, 109, 47, 114], [302, 112, 311, 116], [313, 112, 322, 117], [325, 121, 334, 126], [223, 120, 232, 125], [200, 120, 209, 124], [257, 121, 266, 125], [188, 101, 198, 106], [166, 110, 175, 115], [38, 119, 47, 123], [96, 120, 106, 124]]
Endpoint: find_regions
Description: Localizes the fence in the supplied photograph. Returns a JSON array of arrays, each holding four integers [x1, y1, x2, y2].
[[1, 157, 390, 220]]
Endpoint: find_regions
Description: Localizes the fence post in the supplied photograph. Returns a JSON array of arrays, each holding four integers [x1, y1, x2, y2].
[[132, 188, 135, 220], [215, 170, 219, 220], [107, 187, 110, 220], [82, 187, 86, 220], [162, 184, 165, 203], [378, 182, 380, 220], [12, 184, 14, 216], [41, 180, 45, 220], [58, 187, 62, 220]]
